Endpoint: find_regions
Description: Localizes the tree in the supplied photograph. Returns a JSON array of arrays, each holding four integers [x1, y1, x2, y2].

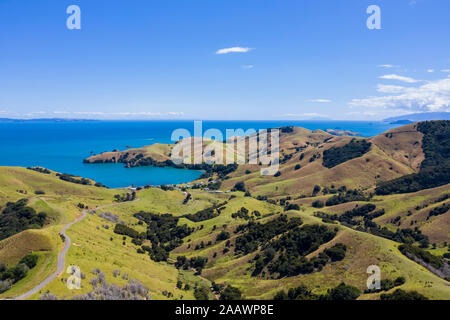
[[194, 286, 210, 300], [19, 254, 38, 269], [324, 243, 347, 262], [312, 200, 324, 208], [216, 231, 230, 241], [220, 285, 242, 300], [327, 283, 360, 300], [233, 182, 246, 192], [380, 289, 428, 300]]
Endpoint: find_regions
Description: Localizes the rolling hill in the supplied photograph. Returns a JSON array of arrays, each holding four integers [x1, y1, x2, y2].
[[1, 121, 449, 300]]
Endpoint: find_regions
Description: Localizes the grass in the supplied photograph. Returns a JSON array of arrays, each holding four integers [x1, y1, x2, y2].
[[0, 125, 449, 302], [200, 206, 450, 300]]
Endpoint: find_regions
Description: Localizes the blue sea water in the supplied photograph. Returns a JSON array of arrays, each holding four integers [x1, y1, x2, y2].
[[0, 120, 401, 188]]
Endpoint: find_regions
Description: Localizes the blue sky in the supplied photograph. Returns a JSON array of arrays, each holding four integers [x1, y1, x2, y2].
[[0, 0, 449, 120]]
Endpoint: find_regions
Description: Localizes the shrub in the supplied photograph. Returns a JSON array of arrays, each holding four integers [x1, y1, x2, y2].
[[312, 200, 324, 208], [216, 231, 230, 241], [194, 286, 210, 300], [113, 224, 140, 239], [324, 243, 347, 262], [380, 289, 428, 300], [327, 283, 360, 300], [19, 254, 39, 269], [232, 182, 246, 192], [220, 286, 242, 300], [285, 203, 300, 211]]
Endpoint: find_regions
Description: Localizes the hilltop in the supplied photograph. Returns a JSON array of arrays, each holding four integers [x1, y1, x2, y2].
[[84, 122, 429, 197]]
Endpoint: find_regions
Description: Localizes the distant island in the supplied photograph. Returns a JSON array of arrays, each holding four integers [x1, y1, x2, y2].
[[325, 129, 362, 136], [384, 112, 450, 124], [0, 118, 98, 122]]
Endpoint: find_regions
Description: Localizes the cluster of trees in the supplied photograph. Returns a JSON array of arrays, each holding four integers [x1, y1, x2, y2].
[[133, 212, 194, 262], [376, 121, 450, 195], [198, 164, 239, 180], [231, 207, 251, 220], [140, 245, 169, 262], [280, 126, 294, 133], [375, 166, 450, 195], [325, 189, 370, 206], [27, 167, 51, 174], [428, 203, 449, 218], [280, 153, 293, 164], [175, 256, 208, 274], [56, 173, 91, 185], [109, 152, 239, 180], [113, 192, 136, 203], [263, 225, 340, 278], [365, 276, 405, 293], [114, 224, 141, 239], [183, 202, 227, 222], [399, 244, 445, 270], [380, 289, 428, 300], [322, 139, 371, 168], [315, 205, 430, 246], [234, 215, 303, 255], [367, 224, 429, 246], [0, 254, 38, 293], [274, 283, 360, 301], [334, 204, 379, 226], [0, 199, 47, 241]]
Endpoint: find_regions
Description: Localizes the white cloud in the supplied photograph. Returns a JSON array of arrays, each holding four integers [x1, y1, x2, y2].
[[376, 84, 407, 94], [378, 64, 395, 68], [427, 69, 435, 73], [216, 47, 252, 55], [441, 69, 450, 73], [308, 99, 332, 103], [241, 65, 254, 69], [379, 74, 421, 83], [349, 77, 450, 112]]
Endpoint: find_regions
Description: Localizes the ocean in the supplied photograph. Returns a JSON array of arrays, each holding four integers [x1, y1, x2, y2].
[[0, 120, 401, 188]]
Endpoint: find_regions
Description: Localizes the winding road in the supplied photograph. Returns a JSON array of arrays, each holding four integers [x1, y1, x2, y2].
[[7, 199, 139, 300], [14, 209, 88, 300]]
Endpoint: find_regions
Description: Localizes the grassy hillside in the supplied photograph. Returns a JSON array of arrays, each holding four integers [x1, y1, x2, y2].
[[0, 122, 449, 300]]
